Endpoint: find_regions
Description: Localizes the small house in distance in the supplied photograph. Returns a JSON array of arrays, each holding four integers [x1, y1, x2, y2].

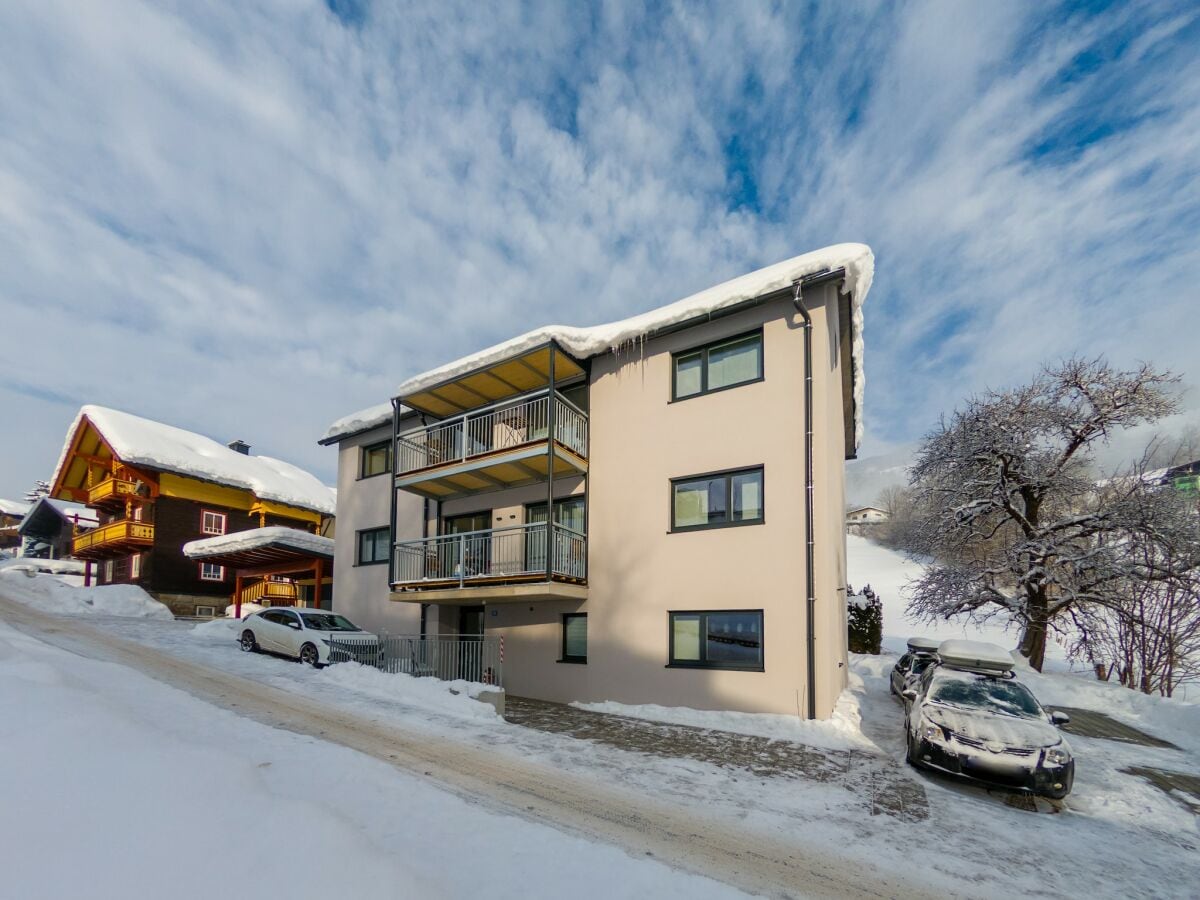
[[846, 505, 888, 527], [16, 497, 98, 558], [0, 498, 32, 553], [50, 406, 336, 617]]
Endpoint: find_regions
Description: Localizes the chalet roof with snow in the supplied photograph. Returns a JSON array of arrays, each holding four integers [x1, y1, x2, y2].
[[0, 498, 32, 519], [52, 406, 336, 517], [324, 242, 874, 449]]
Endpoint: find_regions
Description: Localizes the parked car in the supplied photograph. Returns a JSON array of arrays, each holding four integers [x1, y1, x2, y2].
[[238, 607, 377, 667], [902, 640, 1074, 799], [890, 636, 940, 699]]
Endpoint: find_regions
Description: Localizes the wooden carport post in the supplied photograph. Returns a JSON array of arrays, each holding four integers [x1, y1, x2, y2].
[[313, 558, 324, 610], [234, 574, 243, 619]]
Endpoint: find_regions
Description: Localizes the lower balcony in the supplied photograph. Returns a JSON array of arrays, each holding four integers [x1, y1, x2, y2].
[[72, 520, 154, 558], [391, 522, 587, 604]]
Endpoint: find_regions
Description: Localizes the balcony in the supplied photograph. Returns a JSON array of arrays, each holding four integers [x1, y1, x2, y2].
[[72, 519, 154, 558], [86, 476, 141, 510], [392, 522, 587, 603], [395, 390, 588, 499], [236, 579, 299, 606]]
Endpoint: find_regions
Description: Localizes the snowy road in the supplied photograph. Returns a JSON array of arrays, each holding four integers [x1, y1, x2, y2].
[[0, 594, 930, 900]]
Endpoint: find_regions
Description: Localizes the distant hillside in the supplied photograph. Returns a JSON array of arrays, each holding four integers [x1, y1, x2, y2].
[[845, 445, 914, 508]]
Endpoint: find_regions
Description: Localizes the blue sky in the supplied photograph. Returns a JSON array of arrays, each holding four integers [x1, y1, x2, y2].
[[1, 0, 1197, 499]]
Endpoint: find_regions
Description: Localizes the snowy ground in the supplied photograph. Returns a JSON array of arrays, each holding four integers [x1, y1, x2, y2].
[[2, 563, 1199, 898]]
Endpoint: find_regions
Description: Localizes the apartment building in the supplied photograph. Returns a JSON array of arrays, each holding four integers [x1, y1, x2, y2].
[[324, 243, 873, 717]]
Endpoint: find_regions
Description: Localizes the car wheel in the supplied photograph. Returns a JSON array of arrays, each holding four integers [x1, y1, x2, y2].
[[240, 630, 258, 653], [299, 643, 320, 667]]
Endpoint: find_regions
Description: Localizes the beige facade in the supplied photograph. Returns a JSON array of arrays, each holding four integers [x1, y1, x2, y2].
[[325, 256, 866, 718]]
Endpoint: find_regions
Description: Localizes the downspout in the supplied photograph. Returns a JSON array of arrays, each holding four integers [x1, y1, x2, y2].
[[792, 280, 817, 720]]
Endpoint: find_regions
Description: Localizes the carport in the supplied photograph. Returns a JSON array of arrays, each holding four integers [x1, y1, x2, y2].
[[182, 526, 335, 617]]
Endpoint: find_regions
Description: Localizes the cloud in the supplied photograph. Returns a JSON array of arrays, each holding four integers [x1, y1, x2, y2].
[[0, 0, 1197, 498]]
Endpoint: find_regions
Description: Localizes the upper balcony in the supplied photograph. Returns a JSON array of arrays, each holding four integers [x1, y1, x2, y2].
[[86, 476, 142, 511], [395, 389, 588, 498], [394, 341, 589, 499], [72, 519, 154, 558]]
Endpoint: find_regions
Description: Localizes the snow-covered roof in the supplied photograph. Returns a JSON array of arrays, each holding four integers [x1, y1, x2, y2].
[[320, 401, 393, 445], [183, 526, 335, 560], [53, 406, 336, 516], [391, 243, 874, 446], [0, 498, 32, 518], [18, 497, 99, 535]]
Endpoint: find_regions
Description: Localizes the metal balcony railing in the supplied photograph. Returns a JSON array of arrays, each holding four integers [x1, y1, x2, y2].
[[392, 521, 587, 588], [395, 390, 588, 475], [327, 634, 504, 688]]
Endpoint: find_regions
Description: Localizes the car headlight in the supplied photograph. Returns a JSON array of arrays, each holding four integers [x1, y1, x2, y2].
[[1044, 745, 1071, 765], [921, 720, 944, 743]]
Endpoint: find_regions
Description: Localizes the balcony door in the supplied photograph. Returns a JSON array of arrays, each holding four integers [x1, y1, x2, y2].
[[441, 512, 491, 580], [525, 497, 584, 575]]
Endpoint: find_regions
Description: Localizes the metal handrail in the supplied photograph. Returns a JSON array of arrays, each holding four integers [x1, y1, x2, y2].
[[393, 521, 587, 586], [395, 388, 588, 474]]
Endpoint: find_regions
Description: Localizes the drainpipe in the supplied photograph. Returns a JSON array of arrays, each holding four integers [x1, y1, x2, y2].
[[792, 279, 817, 720]]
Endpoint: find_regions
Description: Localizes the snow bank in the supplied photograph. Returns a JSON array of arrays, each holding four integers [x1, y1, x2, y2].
[[318, 662, 501, 721], [0, 557, 85, 576], [321, 401, 393, 443], [51, 406, 336, 515], [0, 570, 173, 619], [189, 618, 241, 641], [224, 602, 264, 619], [387, 243, 873, 447], [183, 526, 333, 559], [573, 688, 874, 752]]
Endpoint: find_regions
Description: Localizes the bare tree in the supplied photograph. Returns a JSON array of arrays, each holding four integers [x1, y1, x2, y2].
[[906, 357, 1179, 671], [1068, 459, 1200, 696]]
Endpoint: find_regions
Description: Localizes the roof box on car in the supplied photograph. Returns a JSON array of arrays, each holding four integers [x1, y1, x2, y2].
[[907, 636, 940, 654], [936, 640, 1015, 673]]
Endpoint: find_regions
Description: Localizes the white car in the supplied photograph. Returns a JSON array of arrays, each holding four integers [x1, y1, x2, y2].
[[238, 607, 377, 667]]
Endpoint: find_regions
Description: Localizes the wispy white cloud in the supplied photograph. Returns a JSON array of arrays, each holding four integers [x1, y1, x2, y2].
[[0, 0, 1196, 496]]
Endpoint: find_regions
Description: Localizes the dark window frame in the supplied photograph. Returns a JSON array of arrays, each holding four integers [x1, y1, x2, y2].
[[667, 609, 765, 671], [359, 440, 392, 480], [670, 328, 764, 402], [560, 612, 588, 664], [669, 465, 765, 533], [356, 526, 390, 566]]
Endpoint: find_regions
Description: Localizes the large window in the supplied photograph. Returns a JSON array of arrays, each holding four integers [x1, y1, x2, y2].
[[561, 613, 587, 663], [357, 527, 390, 565], [671, 466, 763, 532], [669, 610, 763, 670], [360, 440, 392, 478], [672, 331, 763, 401]]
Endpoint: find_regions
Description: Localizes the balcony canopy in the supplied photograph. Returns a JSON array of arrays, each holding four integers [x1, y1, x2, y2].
[[183, 526, 333, 574], [400, 343, 586, 418]]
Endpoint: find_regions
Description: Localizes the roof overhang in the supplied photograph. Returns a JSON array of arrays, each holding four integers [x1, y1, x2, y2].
[[400, 342, 586, 418]]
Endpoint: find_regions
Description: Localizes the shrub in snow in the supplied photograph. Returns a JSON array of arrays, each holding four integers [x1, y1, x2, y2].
[[847, 584, 882, 655]]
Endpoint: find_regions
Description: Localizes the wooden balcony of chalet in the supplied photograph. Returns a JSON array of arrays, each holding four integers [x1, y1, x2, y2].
[[72, 519, 154, 558], [86, 476, 142, 510]]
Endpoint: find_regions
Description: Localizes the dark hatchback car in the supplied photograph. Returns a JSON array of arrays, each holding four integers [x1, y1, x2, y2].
[[890, 637, 940, 699], [904, 658, 1074, 799]]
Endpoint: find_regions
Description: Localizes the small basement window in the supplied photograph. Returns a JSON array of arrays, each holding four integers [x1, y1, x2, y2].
[[561, 613, 587, 663], [195, 606, 216, 617]]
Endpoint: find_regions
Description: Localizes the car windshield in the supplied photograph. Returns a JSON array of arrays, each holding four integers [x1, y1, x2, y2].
[[299, 613, 361, 632], [929, 676, 1043, 719]]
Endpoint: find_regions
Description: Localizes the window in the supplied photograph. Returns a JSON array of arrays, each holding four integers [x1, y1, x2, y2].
[[669, 610, 763, 670], [357, 527, 390, 565], [103, 559, 114, 583], [195, 606, 216, 618], [201, 510, 226, 535], [561, 613, 587, 663], [671, 467, 763, 531], [200, 562, 225, 581], [360, 440, 392, 478], [130, 553, 141, 580], [672, 331, 763, 400]]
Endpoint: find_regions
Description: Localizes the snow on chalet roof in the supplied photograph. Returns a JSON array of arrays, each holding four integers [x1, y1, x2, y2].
[[320, 401, 393, 445], [390, 242, 875, 446], [183, 526, 334, 560], [0, 498, 32, 518], [54, 406, 336, 516]]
